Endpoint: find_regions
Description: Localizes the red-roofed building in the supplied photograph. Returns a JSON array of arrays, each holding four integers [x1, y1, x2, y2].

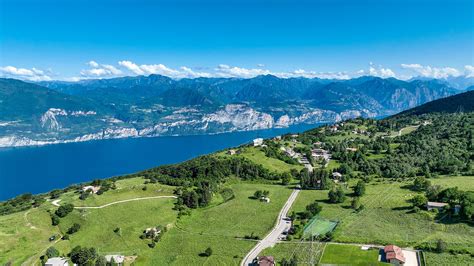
[[258, 256, 275, 266], [384, 245, 406, 265]]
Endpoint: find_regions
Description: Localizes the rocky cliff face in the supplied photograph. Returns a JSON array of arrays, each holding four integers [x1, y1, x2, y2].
[[0, 76, 467, 147]]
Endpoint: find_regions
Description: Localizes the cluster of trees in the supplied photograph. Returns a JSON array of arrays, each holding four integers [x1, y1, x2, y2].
[[411, 177, 474, 221], [69, 246, 102, 265], [300, 200, 322, 219], [253, 190, 270, 199], [328, 187, 346, 203], [0, 193, 45, 215], [137, 155, 278, 187], [173, 181, 214, 215], [51, 203, 75, 226], [40, 247, 61, 265], [299, 169, 332, 190], [66, 223, 81, 235]]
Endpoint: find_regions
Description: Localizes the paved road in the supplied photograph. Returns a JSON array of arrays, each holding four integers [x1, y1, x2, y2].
[[241, 189, 300, 266], [51, 196, 177, 209]]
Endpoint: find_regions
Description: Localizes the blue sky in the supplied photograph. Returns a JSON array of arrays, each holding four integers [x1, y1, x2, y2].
[[0, 0, 473, 81]]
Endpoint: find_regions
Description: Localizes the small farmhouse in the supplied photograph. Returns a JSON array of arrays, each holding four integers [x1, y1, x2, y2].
[[82, 185, 100, 194], [258, 256, 275, 266], [227, 149, 237, 155], [384, 245, 405, 265], [426, 202, 448, 211], [253, 138, 264, 146], [45, 257, 69, 266], [332, 172, 342, 180], [105, 255, 125, 266], [144, 227, 162, 238]]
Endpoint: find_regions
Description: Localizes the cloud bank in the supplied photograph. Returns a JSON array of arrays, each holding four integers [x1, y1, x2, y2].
[[1, 61, 473, 82]]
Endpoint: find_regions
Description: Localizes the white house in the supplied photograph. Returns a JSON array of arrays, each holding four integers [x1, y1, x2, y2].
[[253, 138, 264, 146], [82, 185, 100, 194], [426, 202, 448, 211], [45, 257, 69, 266], [332, 172, 342, 180], [105, 255, 125, 266]]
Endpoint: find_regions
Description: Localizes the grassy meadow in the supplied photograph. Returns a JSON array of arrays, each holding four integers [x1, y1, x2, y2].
[[288, 176, 474, 253], [0, 178, 294, 265], [319, 243, 387, 265]]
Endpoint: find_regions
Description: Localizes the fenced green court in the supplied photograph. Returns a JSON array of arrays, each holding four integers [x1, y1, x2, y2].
[[303, 215, 338, 237]]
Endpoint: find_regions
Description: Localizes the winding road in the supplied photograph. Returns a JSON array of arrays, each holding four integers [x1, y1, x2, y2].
[[51, 195, 177, 209], [241, 189, 300, 266]]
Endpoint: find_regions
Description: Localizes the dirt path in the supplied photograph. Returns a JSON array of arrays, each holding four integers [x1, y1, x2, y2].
[[51, 196, 177, 209], [23, 209, 37, 230], [241, 189, 300, 266]]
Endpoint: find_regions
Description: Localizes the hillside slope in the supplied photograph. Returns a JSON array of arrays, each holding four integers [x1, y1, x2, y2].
[[395, 89, 474, 116]]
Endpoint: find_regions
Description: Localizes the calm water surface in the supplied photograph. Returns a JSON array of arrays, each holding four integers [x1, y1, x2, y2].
[[0, 123, 324, 200]]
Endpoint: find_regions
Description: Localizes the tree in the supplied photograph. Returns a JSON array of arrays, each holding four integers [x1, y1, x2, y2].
[[45, 246, 59, 258], [281, 172, 291, 185], [436, 239, 447, 253], [204, 247, 213, 257], [328, 187, 346, 203], [411, 194, 428, 209], [51, 214, 60, 226], [95, 256, 107, 266], [79, 191, 90, 200], [353, 181, 366, 196], [254, 190, 263, 199], [351, 197, 361, 210], [413, 176, 431, 191], [70, 246, 98, 265], [305, 201, 322, 216], [67, 223, 81, 234], [55, 203, 74, 218]]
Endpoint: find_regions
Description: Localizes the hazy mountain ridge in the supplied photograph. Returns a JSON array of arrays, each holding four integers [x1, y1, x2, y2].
[[0, 75, 470, 147]]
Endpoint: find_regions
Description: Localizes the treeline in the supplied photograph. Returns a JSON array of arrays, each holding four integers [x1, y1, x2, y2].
[[137, 155, 279, 186]]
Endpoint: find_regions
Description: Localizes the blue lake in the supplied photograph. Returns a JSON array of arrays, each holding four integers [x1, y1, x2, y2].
[[0, 123, 324, 200]]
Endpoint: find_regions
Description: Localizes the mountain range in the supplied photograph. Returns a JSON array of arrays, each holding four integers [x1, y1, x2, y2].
[[0, 75, 471, 147]]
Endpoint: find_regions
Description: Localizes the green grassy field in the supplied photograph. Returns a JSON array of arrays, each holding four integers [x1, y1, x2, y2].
[[0, 177, 179, 265], [431, 175, 474, 191], [147, 182, 293, 265], [0, 207, 61, 264], [259, 242, 327, 264], [0, 179, 294, 265], [319, 243, 387, 265], [423, 251, 474, 266], [59, 177, 175, 207], [288, 177, 474, 253], [227, 147, 303, 173]]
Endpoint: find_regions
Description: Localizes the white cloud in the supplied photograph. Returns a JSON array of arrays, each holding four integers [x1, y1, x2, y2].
[[118, 60, 145, 75], [214, 64, 272, 78], [401, 63, 461, 79], [0, 66, 52, 81], [80, 61, 122, 78], [464, 65, 474, 78], [88, 61, 99, 68], [358, 63, 396, 78], [278, 69, 351, 79], [118, 60, 211, 78]]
